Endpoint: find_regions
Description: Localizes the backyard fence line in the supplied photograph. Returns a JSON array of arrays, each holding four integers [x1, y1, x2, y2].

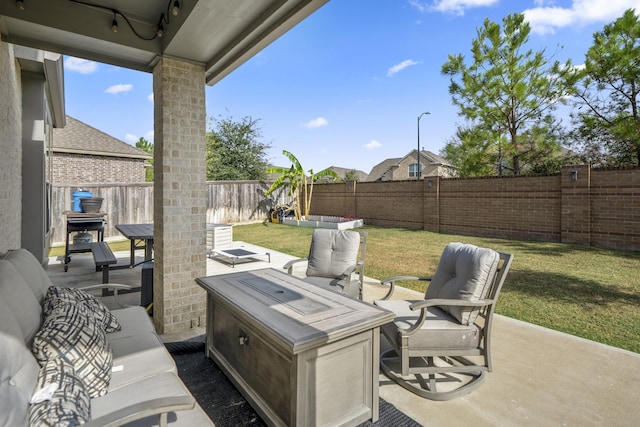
[[52, 165, 640, 252], [50, 181, 290, 246], [305, 165, 640, 253]]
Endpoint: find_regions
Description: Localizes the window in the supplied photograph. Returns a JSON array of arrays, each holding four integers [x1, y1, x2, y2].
[[409, 163, 421, 178]]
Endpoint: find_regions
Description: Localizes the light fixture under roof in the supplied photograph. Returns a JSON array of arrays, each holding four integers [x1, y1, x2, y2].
[[69, 0, 177, 41], [111, 11, 118, 33]]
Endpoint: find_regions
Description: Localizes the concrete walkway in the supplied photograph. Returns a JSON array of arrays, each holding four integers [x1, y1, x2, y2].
[[47, 242, 640, 426]]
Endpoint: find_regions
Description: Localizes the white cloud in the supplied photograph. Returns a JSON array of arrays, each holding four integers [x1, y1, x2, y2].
[[365, 140, 382, 149], [387, 59, 419, 77], [302, 117, 328, 129], [105, 84, 133, 95], [64, 57, 98, 74], [408, 0, 429, 13], [524, 0, 640, 35], [430, 0, 500, 16], [145, 130, 154, 141], [148, 93, 154, 102]]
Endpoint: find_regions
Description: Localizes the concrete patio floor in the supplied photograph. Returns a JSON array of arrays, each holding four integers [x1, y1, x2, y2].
[[46, 242, 640, 426]]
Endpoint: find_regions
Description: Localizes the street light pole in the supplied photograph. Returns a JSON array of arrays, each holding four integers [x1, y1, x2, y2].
[[417, 111, 430, 180]]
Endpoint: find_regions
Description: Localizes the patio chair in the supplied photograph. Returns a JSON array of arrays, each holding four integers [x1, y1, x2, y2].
[[283, 229, 368, 299], [374, 242, 513, 400]]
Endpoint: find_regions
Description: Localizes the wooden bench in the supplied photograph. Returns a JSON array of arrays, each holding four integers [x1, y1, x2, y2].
[[90, 242, 117, 283]]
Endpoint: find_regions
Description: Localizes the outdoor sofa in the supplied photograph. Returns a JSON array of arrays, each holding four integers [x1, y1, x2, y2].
[[0, 248, 212, 427]]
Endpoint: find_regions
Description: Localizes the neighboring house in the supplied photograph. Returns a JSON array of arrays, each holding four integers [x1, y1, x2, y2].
[[51, 116, 152, 184], [366, 149, 457, 181]]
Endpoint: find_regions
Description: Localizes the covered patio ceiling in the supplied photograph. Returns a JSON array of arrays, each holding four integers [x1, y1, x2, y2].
[[0, 0, 328, 85]]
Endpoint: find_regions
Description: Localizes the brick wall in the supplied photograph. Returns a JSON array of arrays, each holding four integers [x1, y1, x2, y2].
[[0, 42, 22, 253], [309, 165, 640, 252], [50, 152, 147, 183], [590, 167, 640, 250], [438, 174, 561, 241]]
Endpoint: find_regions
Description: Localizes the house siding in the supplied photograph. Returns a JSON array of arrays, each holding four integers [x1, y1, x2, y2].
[[0, 42, 22, 253], [50, 152, 147, 183]]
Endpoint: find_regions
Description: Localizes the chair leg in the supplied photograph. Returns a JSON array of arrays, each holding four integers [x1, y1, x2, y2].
[[380, 348, 487, 401]]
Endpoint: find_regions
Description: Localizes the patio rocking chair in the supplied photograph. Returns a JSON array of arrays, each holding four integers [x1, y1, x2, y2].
[[283, 229, 368, 299], [374, 242, 513, 401]]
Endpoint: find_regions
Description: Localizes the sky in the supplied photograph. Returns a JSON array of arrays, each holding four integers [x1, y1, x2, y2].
[[62, 0, 640, 175]]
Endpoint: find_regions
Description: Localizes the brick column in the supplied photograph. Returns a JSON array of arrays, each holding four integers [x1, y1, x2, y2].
[[423, 177, 440, 232], [345, 181, 357, 218], [561, 165, 591, 246], [152, 57, 207, 334]]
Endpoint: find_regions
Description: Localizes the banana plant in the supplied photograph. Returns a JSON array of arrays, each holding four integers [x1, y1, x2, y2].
[[266, 150, 338, 220]]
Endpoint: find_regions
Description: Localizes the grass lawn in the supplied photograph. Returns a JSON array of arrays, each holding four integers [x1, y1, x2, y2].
[[233, 223, 640, 354], [50, 223, 639, 353]]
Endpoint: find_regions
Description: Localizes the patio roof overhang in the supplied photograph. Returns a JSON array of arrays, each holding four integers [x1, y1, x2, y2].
[[0, 0, 328, 85]]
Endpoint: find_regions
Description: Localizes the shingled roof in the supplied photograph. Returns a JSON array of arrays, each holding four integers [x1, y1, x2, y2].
[[366, 157, 402, 182], [52, 116, 151, 160], [366, 150, 454, 181]]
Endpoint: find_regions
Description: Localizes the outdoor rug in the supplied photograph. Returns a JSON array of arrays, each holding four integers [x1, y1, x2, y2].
[[166, 336, 423, 427]]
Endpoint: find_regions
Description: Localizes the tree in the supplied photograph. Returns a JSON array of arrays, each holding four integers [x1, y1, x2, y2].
[[343, 169, 361, 181], [565, 9, 640, 167], [265, 150, 338, 220], [441, 13, 573, 175], [135, 137, 154, 182], [440, 125, 499, 177], [206, 115, 271, 180]]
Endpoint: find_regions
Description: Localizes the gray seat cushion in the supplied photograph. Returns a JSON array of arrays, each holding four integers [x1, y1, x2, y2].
[[306, 229, 360, 278], [376, 299, 482, 350], [106, 306, 156, 341], [109, 332, 177, 391], [425, 242, 500, 325]]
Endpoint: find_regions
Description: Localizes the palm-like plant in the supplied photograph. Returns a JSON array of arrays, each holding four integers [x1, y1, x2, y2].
[[266, 150, 338, 220]]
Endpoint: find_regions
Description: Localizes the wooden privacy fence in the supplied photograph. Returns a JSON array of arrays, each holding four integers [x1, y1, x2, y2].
[[50, 181, 290, 245]]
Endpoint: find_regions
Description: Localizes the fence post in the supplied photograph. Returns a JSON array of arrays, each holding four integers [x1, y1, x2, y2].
[[345, 181, 357, 218], [561, 165, 591, 245], [423, 176, 440, 232]]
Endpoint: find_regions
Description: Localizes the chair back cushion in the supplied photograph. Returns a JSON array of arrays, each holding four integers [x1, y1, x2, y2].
[[0, 332, 40, 427], [425, 242, 500, 325], [0, 260, 43, 344], [4, 248, 53, 305], [306, 229, 360, 278]]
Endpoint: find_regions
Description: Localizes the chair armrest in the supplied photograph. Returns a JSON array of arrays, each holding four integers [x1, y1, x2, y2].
[[378, 276, 431, 301], [402, 298, 496, 335], [283, 257, 308, 275], [84, 395, 195, 427], [409, 298, 495, 311], [340, 263, 358, 278], [77, 283, 133, 308]]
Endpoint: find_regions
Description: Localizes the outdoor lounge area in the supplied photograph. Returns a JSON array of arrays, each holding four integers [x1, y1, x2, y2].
[[2, 2, 639, 425], [40, 241, 640, 426]]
